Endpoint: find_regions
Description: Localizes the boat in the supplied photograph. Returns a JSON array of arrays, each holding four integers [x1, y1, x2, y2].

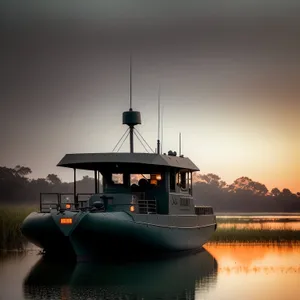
[[21, 65, 217, 261], [21, 108, 217, 261]]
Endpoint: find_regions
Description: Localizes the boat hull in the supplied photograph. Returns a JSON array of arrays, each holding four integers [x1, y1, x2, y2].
[[21, 211, 216, 261]]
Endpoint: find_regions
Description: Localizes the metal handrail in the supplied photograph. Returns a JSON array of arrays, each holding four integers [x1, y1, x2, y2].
[[194, 206, 214, 215], [40, 193, 60, 212], [137, 199, 157, 214], [39, 193, 157, 214]]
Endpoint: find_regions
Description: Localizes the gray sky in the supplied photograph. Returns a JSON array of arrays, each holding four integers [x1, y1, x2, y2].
[[1, 0, 299, 191]]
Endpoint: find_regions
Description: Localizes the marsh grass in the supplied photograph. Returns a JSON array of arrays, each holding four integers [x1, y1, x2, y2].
[[1, 207, 300, 250], [214, 215, 300, 243], [0, 206, 36, 250], [216, 217, 300, 224], [211, 226, 300, 243]]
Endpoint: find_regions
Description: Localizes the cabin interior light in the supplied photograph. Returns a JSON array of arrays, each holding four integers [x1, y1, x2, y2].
[[130, 205, 135, 212], [150, 179, 158, 185], [66, 203, 71, 209], [156, 174, 162, 180]]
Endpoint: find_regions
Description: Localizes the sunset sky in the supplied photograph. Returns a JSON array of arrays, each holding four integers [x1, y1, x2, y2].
[[1, 1, 299, 192]]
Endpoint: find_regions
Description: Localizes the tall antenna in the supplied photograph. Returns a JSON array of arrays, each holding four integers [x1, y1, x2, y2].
[[122, 54, 141, 153], [157, 83, 161, 154], [179, 132, 182, 156], [129, 54, 132, 110], [161, 105, 164, 154]]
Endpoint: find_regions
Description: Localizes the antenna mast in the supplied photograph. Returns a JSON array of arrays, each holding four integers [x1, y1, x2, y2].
[[122, 54, 141, 153], [161, 105, 164, 154], [157, 84, 161, 154], [179, 132, 182, 156], [129, 54, 132, 111], [129, 54, 134, 152]]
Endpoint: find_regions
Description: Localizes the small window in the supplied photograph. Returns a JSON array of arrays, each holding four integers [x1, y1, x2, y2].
[[189, 172, 192, 194], [180, 172, 187, 189], [130, 174, 150, 185], [112, 174, 123, 184], [170, 170, 176, 191]]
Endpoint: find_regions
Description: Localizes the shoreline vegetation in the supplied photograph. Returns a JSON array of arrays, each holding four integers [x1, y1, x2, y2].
[[1, 165, 300, 213], [1, 207, 300, 251], [210, 227, 300, 244], [0, 207, 36, 250]]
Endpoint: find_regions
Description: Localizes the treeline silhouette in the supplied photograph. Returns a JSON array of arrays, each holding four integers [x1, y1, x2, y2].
[[192, 173, 300, 213], [1, 165, 299, 212]]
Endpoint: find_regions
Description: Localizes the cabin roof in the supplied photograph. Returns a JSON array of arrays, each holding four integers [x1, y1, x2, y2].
[[57, 152, 199, 171]]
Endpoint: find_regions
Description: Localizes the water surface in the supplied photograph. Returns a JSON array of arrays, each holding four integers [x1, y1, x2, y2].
[[0, 244, 300, 300]]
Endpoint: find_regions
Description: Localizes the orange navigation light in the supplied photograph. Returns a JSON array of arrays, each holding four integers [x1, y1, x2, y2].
[[130, 205, 135, 212], [60, 218, 73, 224], [65, 203, 71, 209]]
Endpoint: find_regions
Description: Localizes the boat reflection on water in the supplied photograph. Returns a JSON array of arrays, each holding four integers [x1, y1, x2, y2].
[[23, 248, 218, 300]]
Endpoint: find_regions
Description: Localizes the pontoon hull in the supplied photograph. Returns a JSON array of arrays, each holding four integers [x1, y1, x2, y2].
[[21, 211, 217, 261]]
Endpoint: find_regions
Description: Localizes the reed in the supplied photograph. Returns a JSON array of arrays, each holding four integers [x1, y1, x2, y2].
[[0, 206, 36, 250], [216, 217, 300, 224], [1, 207, 300, 250], [211, 226, 300, 243]]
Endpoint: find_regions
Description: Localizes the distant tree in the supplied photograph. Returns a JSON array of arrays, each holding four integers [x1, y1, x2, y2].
[[76, 175, 96, 193], [229, 176, 268, 196], [30, 178, 50, 190], [219, 180, 227, 188], [297, 192, 300, 198], [206, 173, 220, 181], [231, 176, 252, 189], [193, 172, 226, 189], [271, 188, 281, 197], [249, 181, 268, 196], [46, 174, 62, 185], [82, 175, 91, 181], [14, 165, 32, 177], [282, 188, 293, 197]]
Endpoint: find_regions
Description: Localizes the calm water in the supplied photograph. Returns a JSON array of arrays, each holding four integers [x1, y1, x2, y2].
[[1, 244, 300, 300]]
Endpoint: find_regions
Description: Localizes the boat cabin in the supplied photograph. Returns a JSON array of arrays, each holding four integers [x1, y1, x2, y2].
[[47, 152, 199, 215], [39, 107, 210, 215]]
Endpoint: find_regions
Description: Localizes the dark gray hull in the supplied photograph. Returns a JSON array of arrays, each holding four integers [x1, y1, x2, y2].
[[21, 210, 217, 260]]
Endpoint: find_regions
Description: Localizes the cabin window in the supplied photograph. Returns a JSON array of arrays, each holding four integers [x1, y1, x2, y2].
[[189, 172, 192, 194], [177, 171, 191, 192], [112, 174, 123, 184], [150, 174, 162, 185], [130, 174, 161, 186], [130, 174, 150, 186], [170, 170, 176, 192], [177, 172, 188, 190], [180, 172, 187, 190]]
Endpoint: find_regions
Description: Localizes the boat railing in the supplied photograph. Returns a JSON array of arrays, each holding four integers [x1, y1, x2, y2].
[[39, 193, 93, 212], [136, 199, 157, 214], [132, 192, 146, 200], [194, 206, 214, 215], [40, 193, 157, 214], [40, 193, 60, 212], [77, 193, 94, 209]]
